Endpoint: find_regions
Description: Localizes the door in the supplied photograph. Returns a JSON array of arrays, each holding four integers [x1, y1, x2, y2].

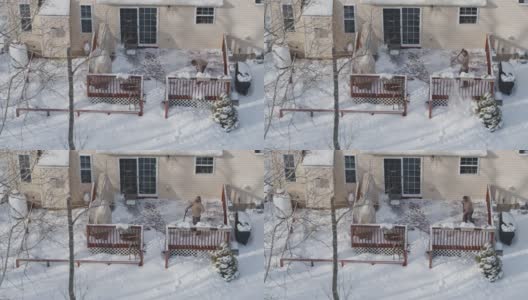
[[383, 8, 421, 47], [384, 158, 421, 197], [384, 158, 402, 196], [120, 158, 138, 195], [120, 8, 138, 46], [383, 9, 401, 46], [402, 158, 421, 196]]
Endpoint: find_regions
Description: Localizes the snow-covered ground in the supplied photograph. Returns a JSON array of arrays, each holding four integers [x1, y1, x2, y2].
[[265, 201, 528, 299], [265, 47, 528, 149], [0, 200, 264, 299], [0, 48, 263, 150]]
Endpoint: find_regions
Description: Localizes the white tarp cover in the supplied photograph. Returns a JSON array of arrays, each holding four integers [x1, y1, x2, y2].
[[37, 150, 70, 167], [38, 0, 71, 16], [96, 0, 224, 7], [302, 150, 334, 167], [360, 0, 487, 7], [302, 0, 334, 16]]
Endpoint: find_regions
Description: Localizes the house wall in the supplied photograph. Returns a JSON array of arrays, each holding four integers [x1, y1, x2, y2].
[[276, 0, 528, 59], [87, 0, 263, 56], [274, 150, 528, 210], [70, 150, 264, 205]]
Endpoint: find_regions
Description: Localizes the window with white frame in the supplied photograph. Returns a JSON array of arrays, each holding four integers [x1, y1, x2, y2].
[[459, 7, 478, 24], [520, 0, 528, 4], [80, 5, 92, 33], [283, 154, 296, 182], [18, 154, 31, 182], [344, 6, 355, 33], [344, 155, 356, 183], [19, 4, 32, 32], [196, 7, 215, 24], [195, 157, 214, 174], [80, 155, 92, 183], [459, 157, 479, 174], [282, 4, 295, 32]]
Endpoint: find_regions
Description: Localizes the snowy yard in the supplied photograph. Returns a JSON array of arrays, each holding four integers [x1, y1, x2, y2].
[[0, 48, 264, 150], [265, 47, 528, 149], [265, 202, 528, 299], [0, 200, 264, 299]]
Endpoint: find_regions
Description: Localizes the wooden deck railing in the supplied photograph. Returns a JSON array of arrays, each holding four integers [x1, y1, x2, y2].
[[428, 76, 495, 118], [86, 74, 144, 116], [349, 74, 408, 116], [86, 224, 144, 266], [350, 224, 408, 266]]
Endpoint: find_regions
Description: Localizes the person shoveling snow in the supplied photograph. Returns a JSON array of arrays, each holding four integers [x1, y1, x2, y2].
[[462, 196, 474, 223], [186, 196, 205, 225]]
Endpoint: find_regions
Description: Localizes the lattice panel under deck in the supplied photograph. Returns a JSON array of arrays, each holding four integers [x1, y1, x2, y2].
[[88, 247, 141, 256], [168, 249, 213, 258], [352, 246, 405, 257], [89, 97, 142, 107], [431, 249, 479, 258], [167, 99, 214, 110]]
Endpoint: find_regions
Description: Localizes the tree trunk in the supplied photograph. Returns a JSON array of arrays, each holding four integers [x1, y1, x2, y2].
[[330, 195, 339, 300], [332, 47, 340, 150], [67, 48, 76, 150], [66, 195, 76, 300]]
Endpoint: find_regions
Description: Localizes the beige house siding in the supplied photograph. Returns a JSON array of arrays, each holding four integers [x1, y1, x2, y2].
[[80, 150, 264, 205], [276, 0, 528, 58]]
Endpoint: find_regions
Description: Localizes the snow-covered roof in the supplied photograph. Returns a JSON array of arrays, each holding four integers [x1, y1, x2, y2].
[[302, 0, 333, 16], [302, 150, 334, 167], [360, 0, 488, 7], [96, 0, 224, 7], [97, 150, 224, 157], [38, 0, 71, 17], [37, 151, 70, 167], [361, 150, 488, 157]]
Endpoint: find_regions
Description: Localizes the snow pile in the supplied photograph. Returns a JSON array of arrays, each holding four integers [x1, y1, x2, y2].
[[37, 150, 69, 167], [501, 224, 515, 232], [460, 221, 476, 229], [302, 150, 334, 166], [116, 223, 130, 231], [211, 242, 239, 282], [38, 0, 71, 16], [211, 93, 239, 132], [352, 53, 376, 74], [9, 43, 29, 69], [273, 190, 292, 218], [475, 243, 503, 282], [116, 73, 131, 80], [237, 73, 252, 82], [472, 92, 503, 132], [380, 73, 394, 80], [302, 0, 334, 16], [237, 222, 251, 232], [501, 73, 515, 82], [352, 199, 376, 224]]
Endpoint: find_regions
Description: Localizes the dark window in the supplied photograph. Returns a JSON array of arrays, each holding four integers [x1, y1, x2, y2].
[[80, 155, 92, 183], [459, 7, 478, 24], [139, 8, 157, 44], [254, 150, 262, 154], [80, 5, 92, 33], [282, 4, 295, 32], [402, 8, 420, 45], [38, 0, 45, 8], [402, 158, 421, 195], [520, 0, 528, 4], [195, 157, 214, 174], [19, 4, 32, 32], [138, 158, 156, 195], [344, 6, 355, 33], [19, 154, 31, 182], [460, 157, 479, 174], [344, 156, 356, 183], [196, 7, 215, 24], [283, 154, 296, 182], [255, 0, 263, 4]]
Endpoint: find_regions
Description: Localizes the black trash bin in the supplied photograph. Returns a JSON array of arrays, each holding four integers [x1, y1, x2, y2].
[[235, 62, 252, 96], [499, 212, 516, 246], [498, 62, 515, 95], [234, 212, 251, 245]]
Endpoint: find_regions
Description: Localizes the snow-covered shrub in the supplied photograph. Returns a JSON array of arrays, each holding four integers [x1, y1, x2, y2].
[[472, 93, 502, 132], [475, 243, 503, 282], [211, 242, 239, 282], [211, 93, 239, 132]]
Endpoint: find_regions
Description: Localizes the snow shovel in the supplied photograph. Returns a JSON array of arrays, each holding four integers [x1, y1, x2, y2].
[[183, 206, 191, 222]]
